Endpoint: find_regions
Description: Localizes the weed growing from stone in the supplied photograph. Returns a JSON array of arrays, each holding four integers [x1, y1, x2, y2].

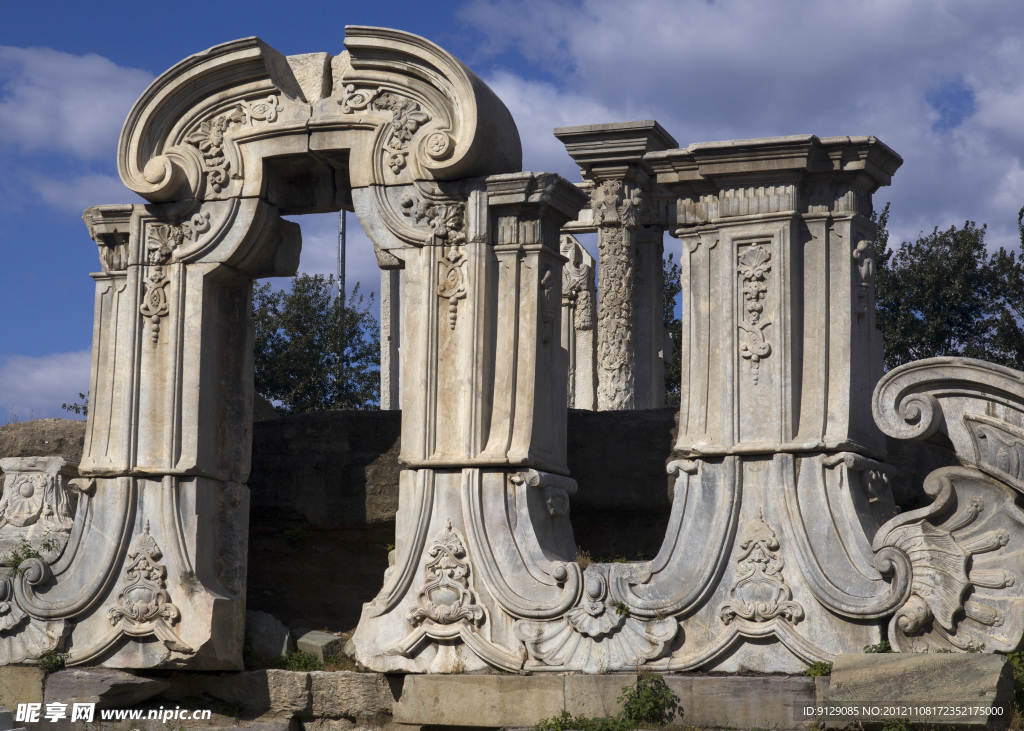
[[36, 649, 70, 673], [534, 673, 679, 731], [804, 661, 832, 677], [863, 639, 893, 653], [618, 673, 678, 726], [283, 650, 323, 672], [3, 534, 60, 576], [879, 718, 912, 731]]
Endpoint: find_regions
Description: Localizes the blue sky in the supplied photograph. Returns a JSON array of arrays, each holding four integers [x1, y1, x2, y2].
[[3, 0, 1024, 419]]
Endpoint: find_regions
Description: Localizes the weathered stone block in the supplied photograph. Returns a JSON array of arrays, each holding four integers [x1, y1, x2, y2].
[[564, 674, 636, 718], [43, 668, 170, 708], [309, 671, 392, 718], [0, 667, 43, 709], [247, 611, 295, 660], [296, 630, 345, 662], [664, 675, 817, 730], [823, 653, 1015, 729], [195, 670, 311, 718], [393, 675, 564, 727]]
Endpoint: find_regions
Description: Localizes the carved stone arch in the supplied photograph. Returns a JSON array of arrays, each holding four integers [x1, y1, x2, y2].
[[57, 27, 585, 671]]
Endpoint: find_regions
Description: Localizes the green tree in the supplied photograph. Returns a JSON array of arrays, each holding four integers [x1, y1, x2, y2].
[[252, 273, 380, 412], [872, 204, 1024, 371], [663, 253, 682, 404]]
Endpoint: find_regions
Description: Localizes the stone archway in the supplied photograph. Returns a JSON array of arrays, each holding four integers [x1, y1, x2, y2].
[[0, 28, 583, 669]]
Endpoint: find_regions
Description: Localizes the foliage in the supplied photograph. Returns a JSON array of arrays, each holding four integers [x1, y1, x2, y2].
[[535, 674, 679, 731], [36, 650, 70, 673], [614, 601, 630, 617], [283, 650, 323, 672], [804, 661, 833, 677], [3, 534, 60, 576], [535, 710, 632, 731], [663, 253, 682, 404], [252, 274, 380, 413], [872, 204, 1024, 371], [864, 639, 893, 653], [879, 718, 913, 731], [617, 673, 678, 726], [61, 392, 89, 417], [1010, 651, 1024, 710]]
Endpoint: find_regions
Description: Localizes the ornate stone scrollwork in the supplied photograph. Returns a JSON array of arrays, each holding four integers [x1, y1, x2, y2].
[[108, 521, 191, 654], [140, 216, 207, 346], [515, 568, 678, 673], [737, 243, 772, 384], [872, 357, 1024, 653], [852, 239, 875, 315], [720, 513, 803, 625], [0, 458, 82, 664], [408, 519, 483, 627]]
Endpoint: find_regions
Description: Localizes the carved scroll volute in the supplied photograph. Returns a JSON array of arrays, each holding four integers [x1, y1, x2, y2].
[[343, 26, 521, 184], [873, 357, 1024, 476], [118, 38, 308, 204]]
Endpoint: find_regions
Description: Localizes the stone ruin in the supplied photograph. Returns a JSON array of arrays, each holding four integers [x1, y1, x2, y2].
[[2, 27, 1024, 679]]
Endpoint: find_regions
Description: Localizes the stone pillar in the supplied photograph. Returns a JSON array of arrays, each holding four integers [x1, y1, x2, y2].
[[352, 173, 588, 673], [380, 267, 400, 410], [560, 234, 597, 409], [555, 121, 677, 409], [646, 135, 898, 457]]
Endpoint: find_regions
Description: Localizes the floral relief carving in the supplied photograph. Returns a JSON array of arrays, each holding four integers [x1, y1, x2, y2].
[[408, 519, 483, 626], [737, 243, 773, 384], [339, 86, 432, 174], [401, 196, 468, 329], [185, 96, 282, 193], [720, 513, 804, 625], [596, 227, 635, 409], [139, 212, 209, 346]]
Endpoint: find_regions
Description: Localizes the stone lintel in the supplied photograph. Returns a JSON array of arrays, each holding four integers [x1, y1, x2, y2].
[[484, 172, 589, 224], [647, 134, 903, 193], [555, 119, 677, 178]]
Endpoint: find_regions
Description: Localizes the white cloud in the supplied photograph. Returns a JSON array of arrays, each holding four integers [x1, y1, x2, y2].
[[25, 171, 141, 214], [464, 0, 1024, 251], [0, 46, 153, 161], [0, 350, 91, 422]]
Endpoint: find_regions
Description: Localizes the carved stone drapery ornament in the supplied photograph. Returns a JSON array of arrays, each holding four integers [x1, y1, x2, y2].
[[109, 521, 182, 630], [737, 243, 773, 384], [408, 519, 483, 626], [720, 514, 803, 625]]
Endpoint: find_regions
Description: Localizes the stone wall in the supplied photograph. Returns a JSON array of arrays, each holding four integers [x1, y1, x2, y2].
[[0, 410, 957, 635]]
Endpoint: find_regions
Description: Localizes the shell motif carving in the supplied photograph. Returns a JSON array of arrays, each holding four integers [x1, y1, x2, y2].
[[514, 570, 678, 673]]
